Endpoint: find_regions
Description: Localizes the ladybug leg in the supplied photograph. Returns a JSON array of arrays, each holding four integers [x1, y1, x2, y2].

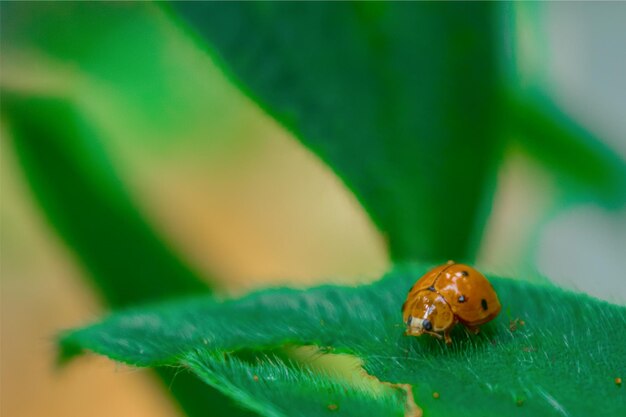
[[444, 317, 458, 344], [465, 325, 481, 335], [405, 328, 421, 337]]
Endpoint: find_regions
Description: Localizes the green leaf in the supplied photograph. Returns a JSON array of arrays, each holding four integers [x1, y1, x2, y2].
[[167, 2, 503, 262], [506, 91, 626, 207], [61, 264, 626, 416], [2, 93, 255, 417], [186, 351, 404, 417]]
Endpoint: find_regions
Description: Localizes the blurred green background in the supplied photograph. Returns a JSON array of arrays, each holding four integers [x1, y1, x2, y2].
[[1, 2, 625, 417]]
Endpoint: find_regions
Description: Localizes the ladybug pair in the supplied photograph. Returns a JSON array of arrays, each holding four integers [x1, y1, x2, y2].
[[402, 261, 501, 344]]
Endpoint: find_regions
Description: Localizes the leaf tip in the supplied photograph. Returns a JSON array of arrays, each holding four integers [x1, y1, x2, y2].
[[56, 331, 86, 367]]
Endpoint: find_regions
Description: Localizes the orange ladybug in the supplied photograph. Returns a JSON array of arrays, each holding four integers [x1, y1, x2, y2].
[[402, 261, 501, 344]]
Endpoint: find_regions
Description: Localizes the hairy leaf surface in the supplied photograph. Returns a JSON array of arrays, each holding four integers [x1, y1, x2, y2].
[[61, 264, 626, 417], [185, 351, 404, 417]]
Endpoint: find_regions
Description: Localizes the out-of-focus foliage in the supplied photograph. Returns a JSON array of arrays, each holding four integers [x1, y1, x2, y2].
[[3, 95, 210, 306], [2, 95, 254, 417], [61, 264, 626, 417], [170, 1, 626, 263], [1, 2, 198, 144], [170, 1, 502, 262], [505, 92, 626, 206]]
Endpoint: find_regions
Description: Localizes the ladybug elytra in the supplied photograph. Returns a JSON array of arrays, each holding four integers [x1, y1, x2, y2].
[[402, 261, 501, 344]]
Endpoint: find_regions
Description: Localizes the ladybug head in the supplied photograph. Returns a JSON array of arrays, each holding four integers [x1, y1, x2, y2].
[[406, 315, 433, 332], [405, 291, 455, 336]]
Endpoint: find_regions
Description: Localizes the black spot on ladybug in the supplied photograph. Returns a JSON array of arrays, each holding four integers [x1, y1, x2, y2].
[[427, 286, 436, 292], [423, 319, 433, 331], [458, 295, 466, 303], [461, 270, 469, 277], [481, 299, 488, 311], [406, 316, 413, 326]]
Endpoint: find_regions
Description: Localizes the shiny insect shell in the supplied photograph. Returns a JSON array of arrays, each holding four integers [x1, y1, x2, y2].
[[402, 261, 501, 344]]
